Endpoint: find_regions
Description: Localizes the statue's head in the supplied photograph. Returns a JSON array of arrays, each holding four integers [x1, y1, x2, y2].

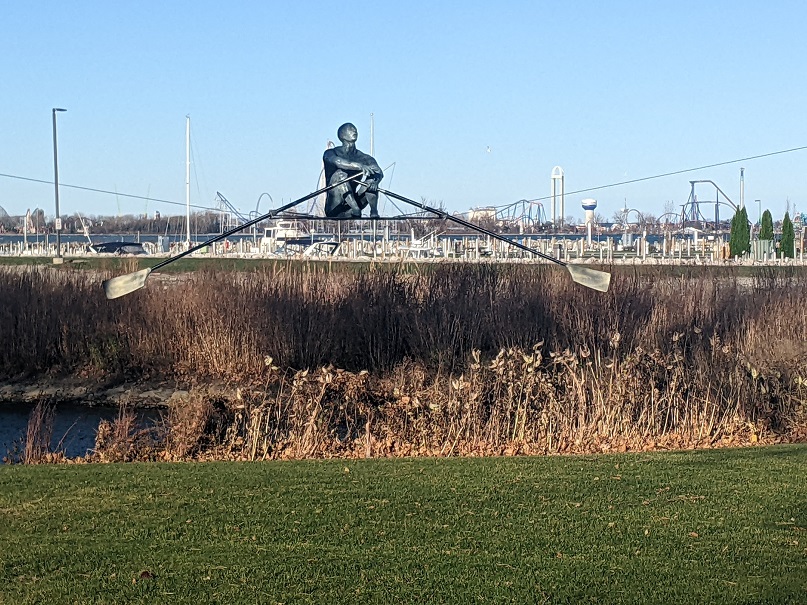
[[337, 123, 358, 143]]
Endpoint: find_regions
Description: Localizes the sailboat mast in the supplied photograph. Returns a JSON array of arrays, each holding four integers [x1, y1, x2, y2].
[[369, 112, 374, 156], [185, 115, 191, 246]]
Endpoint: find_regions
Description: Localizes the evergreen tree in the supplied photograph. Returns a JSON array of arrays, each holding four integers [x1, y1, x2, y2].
[[741, 207, 751, 254], [729, 207, 750, 258], [780, 211, 795, 258], [759, 209, 774, 240]]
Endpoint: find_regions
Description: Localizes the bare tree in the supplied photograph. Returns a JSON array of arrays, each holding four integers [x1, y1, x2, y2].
[[416, 198, 450, 236], [637, 212, 658, 228], [611, 208, 629, 227], [663, 200, 677, 216]]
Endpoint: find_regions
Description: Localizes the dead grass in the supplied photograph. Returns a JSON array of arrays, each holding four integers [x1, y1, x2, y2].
[[93, 405, 156, 462], [22, 400, 55, 464], [2, 262, 806, 460]]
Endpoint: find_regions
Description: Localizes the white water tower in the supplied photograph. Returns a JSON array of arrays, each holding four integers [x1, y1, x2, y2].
[[582, 198, 598, 247], [582, 198, 598, 224]]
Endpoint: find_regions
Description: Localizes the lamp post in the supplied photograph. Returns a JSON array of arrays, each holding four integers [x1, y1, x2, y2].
[[756, 199, 761, 227], [52, 107, 66, 263]]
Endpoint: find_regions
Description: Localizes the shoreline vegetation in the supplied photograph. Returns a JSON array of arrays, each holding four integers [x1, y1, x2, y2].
[[1, 261, 806, 462]]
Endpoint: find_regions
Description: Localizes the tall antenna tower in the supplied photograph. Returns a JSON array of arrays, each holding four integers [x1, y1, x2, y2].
[[551, 166, 565, 229]]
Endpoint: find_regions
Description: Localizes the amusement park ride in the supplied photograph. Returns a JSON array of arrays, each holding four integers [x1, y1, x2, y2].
[[679, 180, 739, 231], [476, 177, 741, 235]]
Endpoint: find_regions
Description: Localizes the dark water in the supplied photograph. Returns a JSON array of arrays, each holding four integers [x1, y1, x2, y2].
[[0, 402, 159, 463]]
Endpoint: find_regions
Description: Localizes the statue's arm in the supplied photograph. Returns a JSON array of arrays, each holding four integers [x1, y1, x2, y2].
[[357, 152, 384, 181], [323, 149, 367, 173]]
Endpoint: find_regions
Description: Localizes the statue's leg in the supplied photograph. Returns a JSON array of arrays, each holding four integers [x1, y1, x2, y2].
[[325, 170, 354, 217], [365, 191, 380, 218], [343, 192, 362, 217]]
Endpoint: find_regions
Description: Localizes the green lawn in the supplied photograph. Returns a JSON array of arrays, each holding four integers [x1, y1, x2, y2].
[[1, 447, 805, 604]]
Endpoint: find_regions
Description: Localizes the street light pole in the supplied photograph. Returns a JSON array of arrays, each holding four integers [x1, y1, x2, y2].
[[52, 107, 67, 263], [756, 199, 761, 228]]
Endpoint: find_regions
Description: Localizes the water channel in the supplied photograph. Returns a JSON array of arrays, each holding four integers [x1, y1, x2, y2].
[[0, 402, 159, 463]]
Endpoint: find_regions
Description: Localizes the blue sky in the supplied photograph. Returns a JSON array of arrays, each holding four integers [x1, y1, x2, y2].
[[1, 0, 805, 223]]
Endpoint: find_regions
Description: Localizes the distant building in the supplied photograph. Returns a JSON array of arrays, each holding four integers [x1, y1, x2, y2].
[[468, 207, 496, 222]]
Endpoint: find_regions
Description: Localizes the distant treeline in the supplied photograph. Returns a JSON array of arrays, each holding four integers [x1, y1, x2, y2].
[[0, 211, 226, 236]]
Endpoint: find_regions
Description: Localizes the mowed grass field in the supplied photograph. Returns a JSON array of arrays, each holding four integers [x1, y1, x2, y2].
[[1, 446, 806, 604]]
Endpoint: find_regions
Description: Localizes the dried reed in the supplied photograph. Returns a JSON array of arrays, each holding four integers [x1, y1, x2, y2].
[[2, 263, 806, 459]]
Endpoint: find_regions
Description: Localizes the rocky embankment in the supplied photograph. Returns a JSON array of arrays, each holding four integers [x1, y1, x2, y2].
[[0, 376, 208, 409]]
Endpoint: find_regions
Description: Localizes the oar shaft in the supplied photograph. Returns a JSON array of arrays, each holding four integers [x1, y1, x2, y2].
[[379, 189, 565, 266], [150, 174, 361, 272]]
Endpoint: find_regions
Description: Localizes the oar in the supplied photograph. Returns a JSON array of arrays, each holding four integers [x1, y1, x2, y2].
[[379, 188, 611, 292], [103, 174, 361, 299]]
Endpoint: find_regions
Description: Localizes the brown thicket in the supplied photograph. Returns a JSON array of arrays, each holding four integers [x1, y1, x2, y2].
[[1, 262, 806, 459]]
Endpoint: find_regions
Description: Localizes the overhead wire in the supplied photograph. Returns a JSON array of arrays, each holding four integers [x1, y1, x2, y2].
[[1, 144, 806, 216], [0, 172, 217, 212]]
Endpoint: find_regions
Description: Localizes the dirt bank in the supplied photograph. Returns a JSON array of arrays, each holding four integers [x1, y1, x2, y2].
[[0, 376, 234, 409]]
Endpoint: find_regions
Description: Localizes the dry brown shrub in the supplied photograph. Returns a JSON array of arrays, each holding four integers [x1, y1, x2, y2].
[[164, 393, 212, 459], [92, 405, 156, 462], [80, 344, 807, 462], [161, 390, 232, 460], [22, 399, 56, 464]]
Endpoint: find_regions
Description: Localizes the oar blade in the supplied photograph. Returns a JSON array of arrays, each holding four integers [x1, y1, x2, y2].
[[103, 268, 152, 299], [566, 264, 611, 292]]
